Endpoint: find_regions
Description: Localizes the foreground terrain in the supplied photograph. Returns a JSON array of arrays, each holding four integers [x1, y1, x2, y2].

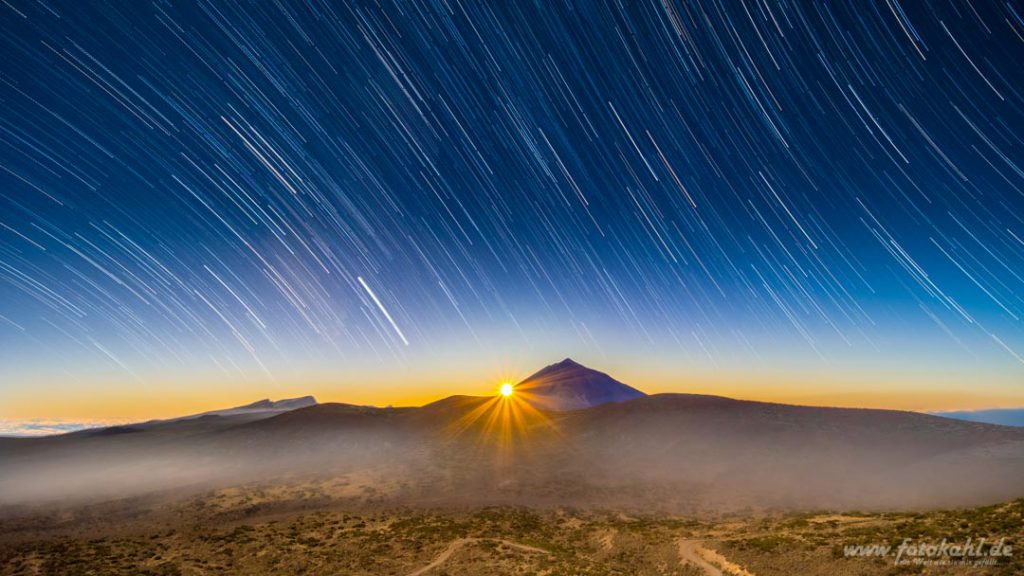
[[0, 478, 1020, 575]]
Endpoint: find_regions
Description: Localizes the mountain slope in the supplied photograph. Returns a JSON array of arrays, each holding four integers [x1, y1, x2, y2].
[[553, 393, 1024, 510], [64, 395, 325, 435], [515, 358, 646, 411], [2, 364, 1024, 512], [159, 395, 318, 422]]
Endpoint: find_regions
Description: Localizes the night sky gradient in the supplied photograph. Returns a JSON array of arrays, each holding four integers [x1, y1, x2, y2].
[[1, 0, 1023, 417]]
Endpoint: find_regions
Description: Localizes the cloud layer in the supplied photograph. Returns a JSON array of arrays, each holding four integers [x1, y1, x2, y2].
[[0, 419, 126, 437]]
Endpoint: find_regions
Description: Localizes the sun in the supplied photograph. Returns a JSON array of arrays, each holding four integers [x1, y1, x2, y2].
[[499, 382, 514, 397]]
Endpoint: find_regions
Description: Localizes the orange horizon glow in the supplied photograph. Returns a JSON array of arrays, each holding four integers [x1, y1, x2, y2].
[[5, 385, 1024, 423], [3, 361, 1024, 423]]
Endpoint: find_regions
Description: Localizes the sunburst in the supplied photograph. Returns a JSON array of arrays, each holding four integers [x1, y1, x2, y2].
[[443, 379, 561, 464]]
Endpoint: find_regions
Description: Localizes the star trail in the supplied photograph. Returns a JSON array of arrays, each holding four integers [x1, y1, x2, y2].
[[1, 0, 1022, 411]]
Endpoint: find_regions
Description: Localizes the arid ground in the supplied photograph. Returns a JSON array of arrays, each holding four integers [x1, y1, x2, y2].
[[1, 476, 1020, 576]]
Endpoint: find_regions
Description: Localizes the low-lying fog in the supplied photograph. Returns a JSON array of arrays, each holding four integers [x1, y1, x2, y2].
[[3, 395, 1024, 513]]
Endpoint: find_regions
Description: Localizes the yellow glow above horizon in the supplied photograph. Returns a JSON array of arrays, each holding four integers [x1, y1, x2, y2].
[[4, 352, 1024, 423], [499, 383, 514, 397]]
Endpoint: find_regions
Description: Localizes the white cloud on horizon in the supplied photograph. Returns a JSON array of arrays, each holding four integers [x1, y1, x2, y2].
[[0, 419, 129, 437]]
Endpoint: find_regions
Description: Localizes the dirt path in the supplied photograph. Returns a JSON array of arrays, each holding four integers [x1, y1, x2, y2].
[[406, 537, 549, 575], [677, 539, 756, 576], [495, 539, 550, 555], [407, 538, 471, 576]]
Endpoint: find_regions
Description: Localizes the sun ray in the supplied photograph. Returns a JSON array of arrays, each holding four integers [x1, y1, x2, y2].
[[441, 379, 561, 465]]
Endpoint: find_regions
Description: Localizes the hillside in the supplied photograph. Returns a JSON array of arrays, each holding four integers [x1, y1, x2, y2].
[[1, 361, 1023, 512]]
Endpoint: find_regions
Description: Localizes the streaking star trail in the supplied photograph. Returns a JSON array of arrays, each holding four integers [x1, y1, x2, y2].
[[0, 0, 1022, 416]]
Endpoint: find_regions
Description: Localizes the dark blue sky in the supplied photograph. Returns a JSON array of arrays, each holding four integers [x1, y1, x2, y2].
[[1, 0, 1022, 411]]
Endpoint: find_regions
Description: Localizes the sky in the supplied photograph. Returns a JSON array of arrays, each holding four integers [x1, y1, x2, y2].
[[1, 0, 1023, 426]]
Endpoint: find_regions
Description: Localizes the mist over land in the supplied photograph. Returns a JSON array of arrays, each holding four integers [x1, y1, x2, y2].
[[4, 360, 1023, 513], [3, 360, 1024, 575]]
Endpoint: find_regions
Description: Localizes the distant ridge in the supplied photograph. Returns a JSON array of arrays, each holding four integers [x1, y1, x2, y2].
[[516, 358, 646, 411], [185, 395, 318, 418], [933, 408, 1024, 427], [231, 396, 319, 412], [132, 395, 319, 428]]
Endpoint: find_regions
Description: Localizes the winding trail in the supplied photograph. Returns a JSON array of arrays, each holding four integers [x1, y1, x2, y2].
[[407, 538, 470, 576], [406, 537, 549, 576], [677, 539, 756, 576], [408, 534, 752, 576]]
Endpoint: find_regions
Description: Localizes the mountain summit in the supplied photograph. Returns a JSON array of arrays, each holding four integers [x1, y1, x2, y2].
[[142, 396, 319, 427], [516, 358, 646, 411], [235, 396, 318, 412]]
